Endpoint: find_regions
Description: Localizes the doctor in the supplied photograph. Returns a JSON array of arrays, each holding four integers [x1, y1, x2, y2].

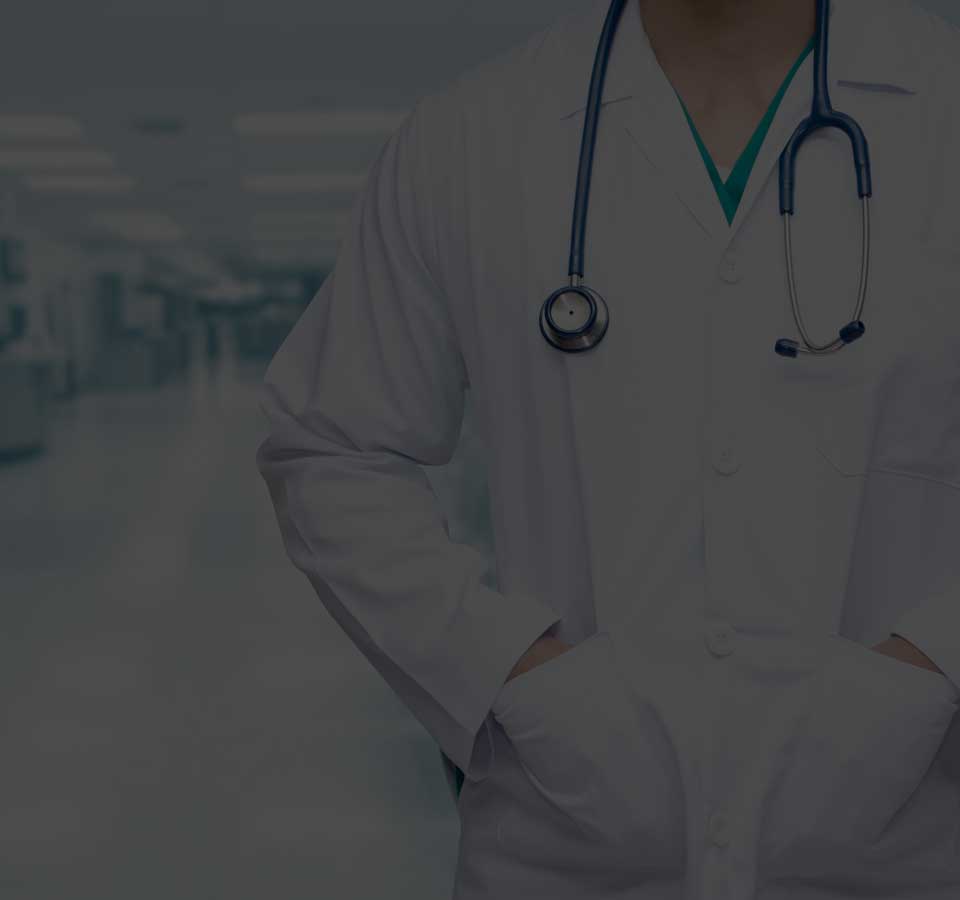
[[256, 0, 960, 896]]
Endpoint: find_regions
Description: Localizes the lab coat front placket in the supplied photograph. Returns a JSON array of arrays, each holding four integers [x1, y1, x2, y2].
[[698, 244, 755, 900], [695, 175, 883, 898]]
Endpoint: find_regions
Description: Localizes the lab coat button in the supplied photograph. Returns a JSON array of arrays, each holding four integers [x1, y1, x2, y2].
[[713, 446, 740, 475], [708, 812, 731, 847], [719, 254, 742, 283], [705, 624, 735, 657]]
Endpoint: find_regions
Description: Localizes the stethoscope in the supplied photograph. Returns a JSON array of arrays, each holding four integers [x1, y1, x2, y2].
[[539, 0, 872, 358]]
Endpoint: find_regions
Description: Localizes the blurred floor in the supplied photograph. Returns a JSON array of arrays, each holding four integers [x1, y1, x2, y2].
[[0, 326, 460, 900]]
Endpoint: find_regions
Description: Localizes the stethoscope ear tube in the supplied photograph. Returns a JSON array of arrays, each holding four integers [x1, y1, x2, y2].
[[775, 194, 871, 357], [567, 0, 630, 281], [779, 114, 872, 216], [772, 0, 874, 358]]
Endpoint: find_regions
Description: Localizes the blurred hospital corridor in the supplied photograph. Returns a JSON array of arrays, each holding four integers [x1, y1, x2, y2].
[[0, 330, 467, 899], [0, 5, 571, 894]]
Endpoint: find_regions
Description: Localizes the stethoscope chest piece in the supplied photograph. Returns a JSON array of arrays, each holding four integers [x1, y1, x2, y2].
[[539, 284, 610, 352]]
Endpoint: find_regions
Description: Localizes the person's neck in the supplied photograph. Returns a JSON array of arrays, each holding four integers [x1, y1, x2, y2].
[[637, 0, 816, 81]]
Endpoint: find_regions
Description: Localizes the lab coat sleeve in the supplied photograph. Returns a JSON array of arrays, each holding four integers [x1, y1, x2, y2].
[[883, 474, 960, 696], [844, 287, 960, 699], [254, 97, 562, 782], [883, 42, 960, 698]]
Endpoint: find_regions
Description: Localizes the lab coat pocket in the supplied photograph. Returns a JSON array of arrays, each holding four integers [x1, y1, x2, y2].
[[802, 352, 882, 479], [759, 634, 958, 876], [785, 272, 916, 480], [491, 630, 685, 865], [812, 251, 960, 483], [814, 407, 872, 477]]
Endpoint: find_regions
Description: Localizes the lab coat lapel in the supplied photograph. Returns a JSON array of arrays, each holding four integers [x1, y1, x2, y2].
[[721, 65, 813, 246], [615, 0, 730, 239], [555, 0, 729, 241], [720, 0, 839, 246]]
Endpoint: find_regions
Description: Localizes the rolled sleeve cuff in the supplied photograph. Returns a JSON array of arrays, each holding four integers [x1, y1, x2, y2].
[[437, 591, 561, 783]]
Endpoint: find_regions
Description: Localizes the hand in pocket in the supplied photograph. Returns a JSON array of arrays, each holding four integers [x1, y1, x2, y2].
[[759, 635, 959, 876], [491, 630, 685, 855]]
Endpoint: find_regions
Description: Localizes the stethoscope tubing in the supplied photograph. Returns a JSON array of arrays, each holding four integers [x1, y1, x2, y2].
[[781, 195, 871, 355], [567, 0, 630, 282]]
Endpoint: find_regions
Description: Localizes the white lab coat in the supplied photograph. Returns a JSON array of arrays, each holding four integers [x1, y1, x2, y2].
[[256, 0, 960, 896]]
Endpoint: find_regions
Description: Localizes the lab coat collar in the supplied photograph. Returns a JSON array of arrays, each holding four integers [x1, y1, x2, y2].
[[547, 0, 924, 241], [552, 0, 922, 122], [723, 0, 924, 241]]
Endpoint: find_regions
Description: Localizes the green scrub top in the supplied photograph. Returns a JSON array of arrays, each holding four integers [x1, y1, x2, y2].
[[674, 35, 816, 225]]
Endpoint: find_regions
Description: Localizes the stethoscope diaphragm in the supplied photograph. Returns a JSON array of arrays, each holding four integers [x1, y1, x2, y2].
[[539, 285, 610, 352]]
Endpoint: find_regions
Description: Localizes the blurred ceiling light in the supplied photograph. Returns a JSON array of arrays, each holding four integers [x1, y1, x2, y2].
[[0, 115, 84, 140], [250, 211, 350, 229], [0, 149, 115, 170], [243, 173, 366, 193], [202, 277, 261, 303], [171, 177, 209, 191], [234, 110, 407, 137], [24, 174, 135, 193], [249, 217, 347, 243], [90, 211, 185, 242], [253, 246, 332, 265], [130, 116, 186, 135], [164, 246, 224, 281], [250, 234, 343, 244]]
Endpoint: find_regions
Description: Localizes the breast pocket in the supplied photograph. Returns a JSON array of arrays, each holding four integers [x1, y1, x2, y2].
[[785, 268, 960, 484], [814, 394, 874, 478], [781, 342, 881, 479], [815, 250, 960, 485]]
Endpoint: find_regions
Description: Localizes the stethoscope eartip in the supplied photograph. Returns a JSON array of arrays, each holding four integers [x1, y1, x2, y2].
[[775, 338, 800, 358], [839, 320, 866, 343]]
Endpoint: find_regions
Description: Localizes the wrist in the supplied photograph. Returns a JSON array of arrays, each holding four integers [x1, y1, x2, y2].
[[507, 636, 571, 682], [874, 634, 942, 674]]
